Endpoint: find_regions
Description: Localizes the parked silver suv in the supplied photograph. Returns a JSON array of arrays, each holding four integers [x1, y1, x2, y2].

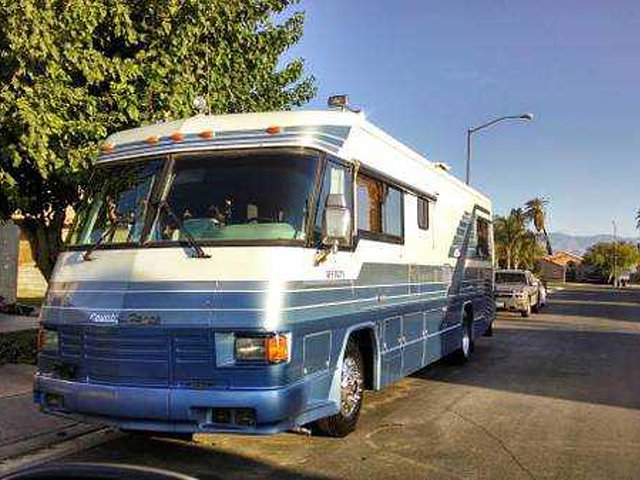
[[494, 269, 541, 317]]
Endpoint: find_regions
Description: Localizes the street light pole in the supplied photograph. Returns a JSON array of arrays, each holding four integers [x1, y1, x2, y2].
[[465, 113, 534, 185], [466, 129, 472, 187]]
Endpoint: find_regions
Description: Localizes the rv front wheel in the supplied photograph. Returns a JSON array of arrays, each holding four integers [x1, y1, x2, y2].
[[314, 340, 364, 437]]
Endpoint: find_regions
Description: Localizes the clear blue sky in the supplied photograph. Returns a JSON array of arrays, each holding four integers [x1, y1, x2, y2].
[[285, 0, 640, 237]]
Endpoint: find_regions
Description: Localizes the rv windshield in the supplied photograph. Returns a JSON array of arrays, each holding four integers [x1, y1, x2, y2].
[[69, 158, 163, 246], [149, 149, 319, 243]]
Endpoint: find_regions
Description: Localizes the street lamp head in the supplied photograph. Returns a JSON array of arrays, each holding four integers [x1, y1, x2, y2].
[[520, 113, 534, 121]]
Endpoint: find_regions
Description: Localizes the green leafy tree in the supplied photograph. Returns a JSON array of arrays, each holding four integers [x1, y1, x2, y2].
[[524, 197, 553, 255], [0, 0, 315, 280], [583, 241, 640, 282]]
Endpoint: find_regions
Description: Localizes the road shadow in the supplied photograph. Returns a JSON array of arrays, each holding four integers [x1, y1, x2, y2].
[[409, 285, 640, 411], [60, 433, 331, 480]]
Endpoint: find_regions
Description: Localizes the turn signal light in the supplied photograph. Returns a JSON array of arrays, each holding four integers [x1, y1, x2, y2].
[[145, 136, 159, 144], [37, 328, 59, 353], [266, 125, 281, 135], [266, 334, 289, 363], [199, 130, 214, 139], [170, 132, 184, 142]]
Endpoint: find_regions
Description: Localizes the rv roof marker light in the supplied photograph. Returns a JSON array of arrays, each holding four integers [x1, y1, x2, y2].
[[266, 125, 281, 135], [146, 136, 159, 144], [101, 142, 115, 154], [199, 130, 214, 139], [170, 132, 184, 142]]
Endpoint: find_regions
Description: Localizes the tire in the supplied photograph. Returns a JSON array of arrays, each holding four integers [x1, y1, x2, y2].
[[314, 340, 365, 437], [521, 302, 532, 318], [483, 321, 494, 337], [450, 313, 474, 364]]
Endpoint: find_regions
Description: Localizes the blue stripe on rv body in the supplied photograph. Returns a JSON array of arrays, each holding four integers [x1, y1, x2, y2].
[[45, 280, 450, 317]]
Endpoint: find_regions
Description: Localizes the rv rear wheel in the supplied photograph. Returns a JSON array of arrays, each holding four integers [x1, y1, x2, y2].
[[314, 340, 364, 437], [450, 314, 474, 364], [483, 321, 494, 337]]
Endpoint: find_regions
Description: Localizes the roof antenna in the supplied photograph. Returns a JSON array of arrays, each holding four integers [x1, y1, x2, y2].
[[327, 94, 361, 114]]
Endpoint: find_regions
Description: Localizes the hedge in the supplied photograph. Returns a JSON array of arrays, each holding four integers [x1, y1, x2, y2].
[[0, 329, 38, 365]]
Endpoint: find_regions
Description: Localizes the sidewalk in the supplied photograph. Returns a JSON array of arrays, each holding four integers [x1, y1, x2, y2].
[[0, 314, 39, 334], [0, 316, 99, 469], [0, 364, 98, 467]]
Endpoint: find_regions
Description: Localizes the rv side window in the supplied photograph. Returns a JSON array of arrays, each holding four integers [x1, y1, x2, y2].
[[356, 174, 403, 240], [417, 197, 430, 230], [476, 217, 490, 259]]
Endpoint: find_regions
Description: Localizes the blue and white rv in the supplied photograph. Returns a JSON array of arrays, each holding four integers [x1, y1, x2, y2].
[[34, 107, 495, 437]]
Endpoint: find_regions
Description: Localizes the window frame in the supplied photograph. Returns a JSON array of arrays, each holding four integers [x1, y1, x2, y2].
[[355, 170, 405, 245], [475, 216, 492, 260], [417, 197, 430, 231], [64, 147, 327, 252]]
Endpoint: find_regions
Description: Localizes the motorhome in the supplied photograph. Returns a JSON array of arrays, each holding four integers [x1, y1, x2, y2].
[[34, 107, 495, 437]]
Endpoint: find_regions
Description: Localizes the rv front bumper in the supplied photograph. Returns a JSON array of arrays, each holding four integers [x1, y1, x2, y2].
[[34, 372, 335, 435]]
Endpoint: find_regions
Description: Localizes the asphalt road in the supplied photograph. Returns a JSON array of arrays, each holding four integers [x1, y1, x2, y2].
[[48, 285, 640, 479]]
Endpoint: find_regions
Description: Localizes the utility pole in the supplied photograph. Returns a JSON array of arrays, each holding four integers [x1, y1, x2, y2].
[[612, 220, 618, 288]]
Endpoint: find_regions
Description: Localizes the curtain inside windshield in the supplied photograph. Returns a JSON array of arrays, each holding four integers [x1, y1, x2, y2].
[[150, 149, 319, 243], [69, 159, 163, 246]]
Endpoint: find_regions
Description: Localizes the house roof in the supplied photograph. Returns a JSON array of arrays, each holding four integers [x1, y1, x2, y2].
[[540, 251, 583, 266]]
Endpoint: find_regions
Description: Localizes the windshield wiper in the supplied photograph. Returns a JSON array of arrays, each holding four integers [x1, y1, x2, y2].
[[83, 215, 132, 261], [159, 200, 211, 259]]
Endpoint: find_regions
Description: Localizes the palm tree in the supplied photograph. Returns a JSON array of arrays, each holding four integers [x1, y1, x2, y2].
[[636, 207, 640, 232], [494, 209, 528, 268], [525, 197, 553, 255]]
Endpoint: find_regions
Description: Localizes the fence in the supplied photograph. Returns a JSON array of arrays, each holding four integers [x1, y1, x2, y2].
[[0, 221, 20, 303]]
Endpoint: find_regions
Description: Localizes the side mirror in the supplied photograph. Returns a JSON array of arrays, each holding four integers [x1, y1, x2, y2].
[[322, 193, 351, 250]]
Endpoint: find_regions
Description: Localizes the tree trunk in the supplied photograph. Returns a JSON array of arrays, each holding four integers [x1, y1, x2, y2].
[[17, 210, 66, 283], [542, 227, 553, 255]]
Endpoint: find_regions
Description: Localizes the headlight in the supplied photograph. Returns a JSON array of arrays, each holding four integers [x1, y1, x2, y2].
[[513, 291, 527, 298], [37, 328, 59, 353], [234, 333, 290, 364]]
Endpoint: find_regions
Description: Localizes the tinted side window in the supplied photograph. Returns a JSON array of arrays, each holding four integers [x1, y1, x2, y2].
[[417, 197, 429, 230], [356, 174, 403, 240], [383, 187, 403, 236], [476, 217, 490, 259]]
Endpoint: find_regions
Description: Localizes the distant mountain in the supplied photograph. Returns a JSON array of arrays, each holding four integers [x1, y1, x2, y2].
[[549, 232, 639, 256]]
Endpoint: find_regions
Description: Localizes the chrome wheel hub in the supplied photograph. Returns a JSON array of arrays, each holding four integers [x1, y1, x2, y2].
[[340, 356, 363, 417], [462, 328, 471, 357]]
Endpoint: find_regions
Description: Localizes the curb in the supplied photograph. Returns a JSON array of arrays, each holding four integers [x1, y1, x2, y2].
[[0, 428, 120, 477]]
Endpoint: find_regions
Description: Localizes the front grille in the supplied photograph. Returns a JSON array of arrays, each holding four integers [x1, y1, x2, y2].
[[57, 326, 215, 387], [85, 327, 170, 386]]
